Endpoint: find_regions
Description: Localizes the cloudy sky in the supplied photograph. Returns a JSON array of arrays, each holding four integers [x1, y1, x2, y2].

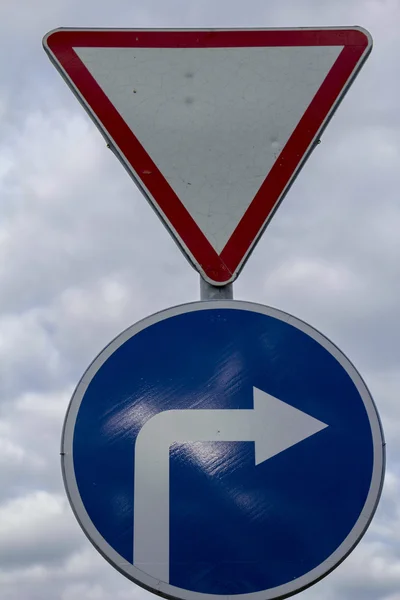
[[0, 0, 399, 599]]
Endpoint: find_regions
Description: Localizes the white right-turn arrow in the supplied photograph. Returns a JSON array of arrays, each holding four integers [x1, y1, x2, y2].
[[133, 387, 328, 583]]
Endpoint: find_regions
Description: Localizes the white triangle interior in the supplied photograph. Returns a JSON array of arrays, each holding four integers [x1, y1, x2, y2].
[[75, 45, 342, 254]]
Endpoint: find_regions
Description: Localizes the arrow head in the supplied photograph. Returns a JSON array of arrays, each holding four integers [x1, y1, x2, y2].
[[253, 387, 328, 465]]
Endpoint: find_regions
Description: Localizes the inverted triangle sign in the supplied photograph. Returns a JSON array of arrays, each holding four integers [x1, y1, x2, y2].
[[44, 28, 372, 285]]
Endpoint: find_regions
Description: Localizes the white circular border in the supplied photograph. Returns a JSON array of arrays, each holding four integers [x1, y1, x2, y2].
[[62, 300, 385, 600]]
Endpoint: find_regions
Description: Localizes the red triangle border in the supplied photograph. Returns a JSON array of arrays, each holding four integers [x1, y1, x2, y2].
[[44, 28, 371, 284]]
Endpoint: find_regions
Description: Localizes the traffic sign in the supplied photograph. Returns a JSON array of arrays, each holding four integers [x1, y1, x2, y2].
[[43, 28, 372, 285], [62, 300, 384, 600]]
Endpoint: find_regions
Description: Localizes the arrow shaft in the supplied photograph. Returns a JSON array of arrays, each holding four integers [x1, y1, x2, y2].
[[133, 409, 255, 582]]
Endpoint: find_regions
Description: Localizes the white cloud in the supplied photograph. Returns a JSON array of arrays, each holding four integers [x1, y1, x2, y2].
[[0, 387, 70, 504], [0, 491, 81, 567], [0, 311, 64, 399], [0, 435, 27, 465]]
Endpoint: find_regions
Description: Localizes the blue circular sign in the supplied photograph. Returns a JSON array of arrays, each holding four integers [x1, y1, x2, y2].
[[62, 301, 384, 600]]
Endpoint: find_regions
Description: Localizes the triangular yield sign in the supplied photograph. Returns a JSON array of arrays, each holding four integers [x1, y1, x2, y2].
[[43, 28, 371, 285]]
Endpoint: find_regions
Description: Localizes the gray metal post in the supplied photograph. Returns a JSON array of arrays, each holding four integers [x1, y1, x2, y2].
[[200, 278, 233, 300]]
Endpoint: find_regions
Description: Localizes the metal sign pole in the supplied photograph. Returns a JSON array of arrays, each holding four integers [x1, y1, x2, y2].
[[200, 278, 233, 301]]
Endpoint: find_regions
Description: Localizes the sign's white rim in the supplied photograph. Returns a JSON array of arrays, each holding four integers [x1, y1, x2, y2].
[[61, 300, 385, 600]]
